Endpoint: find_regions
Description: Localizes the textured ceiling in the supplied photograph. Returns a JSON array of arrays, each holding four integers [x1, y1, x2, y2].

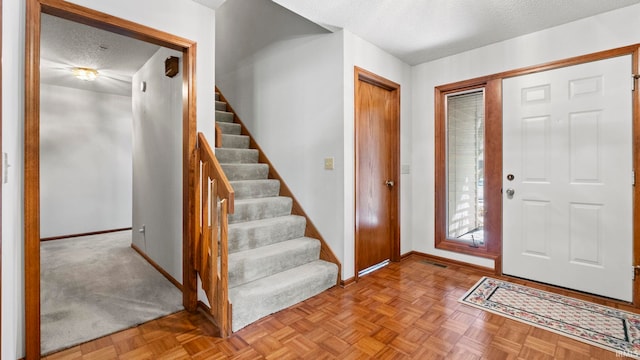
[[40, 14, 161, 96], [269, 0, 640, 65]]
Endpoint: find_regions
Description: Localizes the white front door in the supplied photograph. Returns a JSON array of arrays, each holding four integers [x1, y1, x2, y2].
[[502, 55, 634, 302]]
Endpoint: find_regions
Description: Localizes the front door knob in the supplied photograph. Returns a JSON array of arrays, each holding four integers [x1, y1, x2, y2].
[[506, 188, 515, 197], [385, 180, 395, 188]]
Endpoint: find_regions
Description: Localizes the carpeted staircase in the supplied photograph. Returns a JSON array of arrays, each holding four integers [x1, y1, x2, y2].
[[214, 92, 338, 332]]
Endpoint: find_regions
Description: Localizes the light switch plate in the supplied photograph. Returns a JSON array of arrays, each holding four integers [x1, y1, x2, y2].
[[324, 157, 334, 170], [401, 164, 410, 174]]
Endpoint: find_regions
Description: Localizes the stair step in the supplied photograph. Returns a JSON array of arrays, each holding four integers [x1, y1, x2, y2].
[[216, 148, 258, 164], [215, 92, 220, 101], [220, 163, 269, 181], [217, 121, 241, 135], [216, 110, 234, 123], [221, 134, 250, 149], [229, 197, 292, 223], [230, 179, 280, 200], [229, 237, 320, 288], [229, 260, 338, 331], [228, 215, 307, 253], [215, 101, 227, 111]]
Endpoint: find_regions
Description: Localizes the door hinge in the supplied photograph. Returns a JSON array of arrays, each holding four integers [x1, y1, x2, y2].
[[634, 74, 640, 91], [634, 265, 640, 280], [633, 170, 636, 186]]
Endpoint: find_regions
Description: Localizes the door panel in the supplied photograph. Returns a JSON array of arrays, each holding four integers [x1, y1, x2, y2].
[[503, 55, 633, 301], [355, 68, 400, 274]]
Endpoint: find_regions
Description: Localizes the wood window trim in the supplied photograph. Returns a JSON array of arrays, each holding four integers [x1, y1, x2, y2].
[[434, 80, 502, 260], [434, 44, 640, 284], [24, 0, 198, 358]]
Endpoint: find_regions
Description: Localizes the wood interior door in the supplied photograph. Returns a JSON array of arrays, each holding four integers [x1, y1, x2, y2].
[[355, 67, 400, 276]]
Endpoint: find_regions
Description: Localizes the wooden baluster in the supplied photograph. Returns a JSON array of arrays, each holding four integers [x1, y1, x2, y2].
[[211, 179, 219, 315], [202, 165, 211, 297], [220, 199, 230, 336], [193, 151, 202, 273]]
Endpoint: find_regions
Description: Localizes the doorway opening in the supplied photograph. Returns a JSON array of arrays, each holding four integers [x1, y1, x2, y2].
[[38, 12, 185, 354], [25, 0, 198, 358]]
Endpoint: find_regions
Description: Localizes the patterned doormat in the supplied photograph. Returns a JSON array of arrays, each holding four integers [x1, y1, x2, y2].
[[460, 277, 640, 358]]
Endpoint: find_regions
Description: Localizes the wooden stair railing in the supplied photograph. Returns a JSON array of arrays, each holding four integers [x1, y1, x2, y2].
[[194, 132, 234, 337]]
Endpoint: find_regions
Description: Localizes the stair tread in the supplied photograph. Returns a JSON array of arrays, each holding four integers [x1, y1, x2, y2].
[[215, 110, 234, 123], [217, 122, 241, 135], [216, 147, 256, 152], [215, 101, 227, 111], [228, 215, 306, 253], [220, 163, 269, 180], [228, 237, 320, 287], [231, 179, 280, 199], [229, 196, 293, 223], [229, 259, 337, 294], [234, 196, 290, 205], [230, 237, 318, 262], [229, 214, 305, 230], [229, 260, 338, 331], [216, 148, 259, 164], [220, 134, 250, 149], [230, 179, 279, 185], [221, 163, 267, 168], [222, 134, 249, 139]]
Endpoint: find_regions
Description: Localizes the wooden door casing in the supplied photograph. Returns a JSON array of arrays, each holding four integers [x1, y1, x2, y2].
[[354, 67, 400, 276]]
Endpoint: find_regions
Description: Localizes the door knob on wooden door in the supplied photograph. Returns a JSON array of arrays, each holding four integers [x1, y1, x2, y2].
[[385, 180, 395, 187]]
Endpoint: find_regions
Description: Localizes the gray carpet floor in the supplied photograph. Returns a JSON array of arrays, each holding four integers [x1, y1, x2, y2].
[[40, 230, 183, 355]]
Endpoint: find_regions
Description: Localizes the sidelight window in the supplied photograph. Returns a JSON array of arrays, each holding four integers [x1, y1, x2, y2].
[[445, 90, 485, 247]]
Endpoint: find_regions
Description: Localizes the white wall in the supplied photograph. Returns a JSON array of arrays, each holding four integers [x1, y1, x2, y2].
[[40, 84, 132, 238], [2, 0, 215, 357], [216, 0, 347, 270], [132, 48, 184, 283], [411, 3, 640, 269], [342, 30, 413, 280]]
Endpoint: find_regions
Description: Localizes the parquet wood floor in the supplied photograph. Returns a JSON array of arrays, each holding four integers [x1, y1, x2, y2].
[[44, 255, 636, 359]]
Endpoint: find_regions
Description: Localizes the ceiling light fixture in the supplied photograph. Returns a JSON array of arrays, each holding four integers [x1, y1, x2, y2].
[[71, 67, 99, 81]]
